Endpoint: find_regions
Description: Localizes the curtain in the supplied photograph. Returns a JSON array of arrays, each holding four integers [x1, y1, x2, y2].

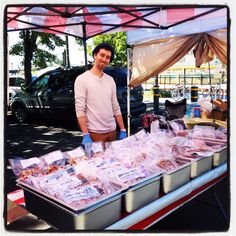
[[129, 29, 227, 88], [194, 29, 227, 67]]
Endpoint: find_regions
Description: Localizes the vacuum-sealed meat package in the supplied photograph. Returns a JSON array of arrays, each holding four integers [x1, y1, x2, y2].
[[39, 150, 66, 173], [9, 157, 44, 179]]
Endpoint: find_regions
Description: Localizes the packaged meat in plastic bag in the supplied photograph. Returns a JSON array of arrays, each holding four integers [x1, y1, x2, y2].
[[134, 129, 149, 140], [32, 166, 88, 195], [113, 134, 137, 148], [155, 158, 180, 171], [171, 145, 199, 159], [63, 146, 87, 165], [73, 156, 115, 175], [35, 165, 125, 209], [169, 118, 187, 134], [84, 142, 104, 158], [150, 119, 160, 133], [215, 127, 227, 140], [170, 136, 194, 147], [191, 125, 216, 139], [9, 157, 43, 178], [39, 150, 66, 173], [98, 163, 153, 186]]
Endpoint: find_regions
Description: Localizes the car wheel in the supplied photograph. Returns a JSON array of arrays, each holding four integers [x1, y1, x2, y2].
[[13, 105, 28, 123]]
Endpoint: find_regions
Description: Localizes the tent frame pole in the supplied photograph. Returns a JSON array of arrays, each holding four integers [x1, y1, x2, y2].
[[82, 23, 88, 70], [65, 35, 70, 68], [127, 46, 131, 136]]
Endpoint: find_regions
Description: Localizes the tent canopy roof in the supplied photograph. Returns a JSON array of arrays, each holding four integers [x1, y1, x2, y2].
[[6, 5, 226, 39]]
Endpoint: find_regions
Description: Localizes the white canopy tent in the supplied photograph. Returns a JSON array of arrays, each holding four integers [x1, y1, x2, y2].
[[126, 7, 228, 87]]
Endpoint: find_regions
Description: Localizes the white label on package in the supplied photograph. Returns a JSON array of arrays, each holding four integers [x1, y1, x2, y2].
[[67, 148, 85, 158], [116, 168, 146, 183], [135, 129, 147, 140], [43, 151, 64, 165], [20, 157, 41, 169], [61, 185, 102, 203]]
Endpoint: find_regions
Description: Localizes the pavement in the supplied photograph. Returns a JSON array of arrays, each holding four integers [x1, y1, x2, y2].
[[4, 110, 231, 233]]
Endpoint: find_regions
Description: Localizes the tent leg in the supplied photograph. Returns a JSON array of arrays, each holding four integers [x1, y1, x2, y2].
[[127, 47, 132, 136], [153, 75, 159, 115], [82, 23, 88, 70], [65, 36, 70, 68]]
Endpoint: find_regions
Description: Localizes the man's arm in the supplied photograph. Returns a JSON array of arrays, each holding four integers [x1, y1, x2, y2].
[[77, 116, 89, 134], [115, 114, 126, 131], [115, 114, 127, 140]]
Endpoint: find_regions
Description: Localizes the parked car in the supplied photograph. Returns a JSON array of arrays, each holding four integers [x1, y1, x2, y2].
[[8, 75, 25, 108], [10, 66, 146, 124]]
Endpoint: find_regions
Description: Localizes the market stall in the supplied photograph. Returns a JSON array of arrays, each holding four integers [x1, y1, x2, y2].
[[5, 4, 229, 231]]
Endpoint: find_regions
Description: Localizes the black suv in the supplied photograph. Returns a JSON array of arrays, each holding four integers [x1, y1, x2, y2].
[[10, 66, 146, 124]]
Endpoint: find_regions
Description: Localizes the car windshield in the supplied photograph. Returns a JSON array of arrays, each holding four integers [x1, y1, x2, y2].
[[30, 74, 50, 90], [9, 77, 25, 86]]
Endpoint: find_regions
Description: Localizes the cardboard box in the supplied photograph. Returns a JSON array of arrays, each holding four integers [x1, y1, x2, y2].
[[212, 109, 227, 121]]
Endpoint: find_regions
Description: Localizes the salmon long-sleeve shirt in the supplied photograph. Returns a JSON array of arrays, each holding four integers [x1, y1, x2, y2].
[[74, 70, 122, 133]]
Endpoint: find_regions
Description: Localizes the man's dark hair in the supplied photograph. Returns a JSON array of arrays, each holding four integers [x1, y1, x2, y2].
[[92, 43, 115, 62]]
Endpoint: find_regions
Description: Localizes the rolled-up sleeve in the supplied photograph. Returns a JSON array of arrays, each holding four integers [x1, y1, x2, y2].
[[74, 76, 87, 118]]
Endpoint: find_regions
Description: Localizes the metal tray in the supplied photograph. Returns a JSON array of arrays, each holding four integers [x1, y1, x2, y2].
[[123, 175, 161, 213], [177, 155, 213, 178], [213, 146, 227, 167], [16, 177, 126, 212], [162, 163, 191, 194], [190, 155, 213, 178], [17, 183, 124, 230]]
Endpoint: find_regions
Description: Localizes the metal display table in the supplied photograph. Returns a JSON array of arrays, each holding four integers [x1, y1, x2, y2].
[[106, 163, 227, 230], [7, 164, 227, 230]]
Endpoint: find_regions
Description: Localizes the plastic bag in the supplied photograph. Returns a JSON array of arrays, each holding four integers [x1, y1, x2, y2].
[[84, 142, 104, 158], [39, 150, 66, 173], [63, 146, 87, 165], [9, 157, 43, 178]]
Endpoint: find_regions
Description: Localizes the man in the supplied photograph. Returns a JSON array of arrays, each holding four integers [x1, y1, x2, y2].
[[74, 43, 127, 145]]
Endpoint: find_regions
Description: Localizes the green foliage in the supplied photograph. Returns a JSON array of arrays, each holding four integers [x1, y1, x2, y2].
[[38, 33, 66, 50], [33, 49, 62, 68], [9, 43, 24, 56], [9, 30, 65, 85], [74, 37, 83, 46], [9, 31, 65, 69], [92, 32, 127, 66]]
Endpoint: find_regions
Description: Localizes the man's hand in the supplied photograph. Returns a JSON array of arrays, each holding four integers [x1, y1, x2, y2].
[[82, 133, 93, 145], [119, 130, 127, 140]]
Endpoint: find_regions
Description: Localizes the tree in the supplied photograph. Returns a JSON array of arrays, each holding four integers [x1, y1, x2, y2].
[[9, 30, 66, 85], [91, 32, 127, 67]]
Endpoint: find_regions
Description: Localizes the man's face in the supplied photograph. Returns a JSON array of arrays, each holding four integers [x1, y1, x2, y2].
[[94, 48, 111, 70]]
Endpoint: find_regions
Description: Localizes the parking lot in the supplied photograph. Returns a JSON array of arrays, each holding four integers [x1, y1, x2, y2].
[[5, 111, 230, 232]]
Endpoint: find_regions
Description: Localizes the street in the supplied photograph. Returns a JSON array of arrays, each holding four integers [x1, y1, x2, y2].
[[5, 112, 230, 232]]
